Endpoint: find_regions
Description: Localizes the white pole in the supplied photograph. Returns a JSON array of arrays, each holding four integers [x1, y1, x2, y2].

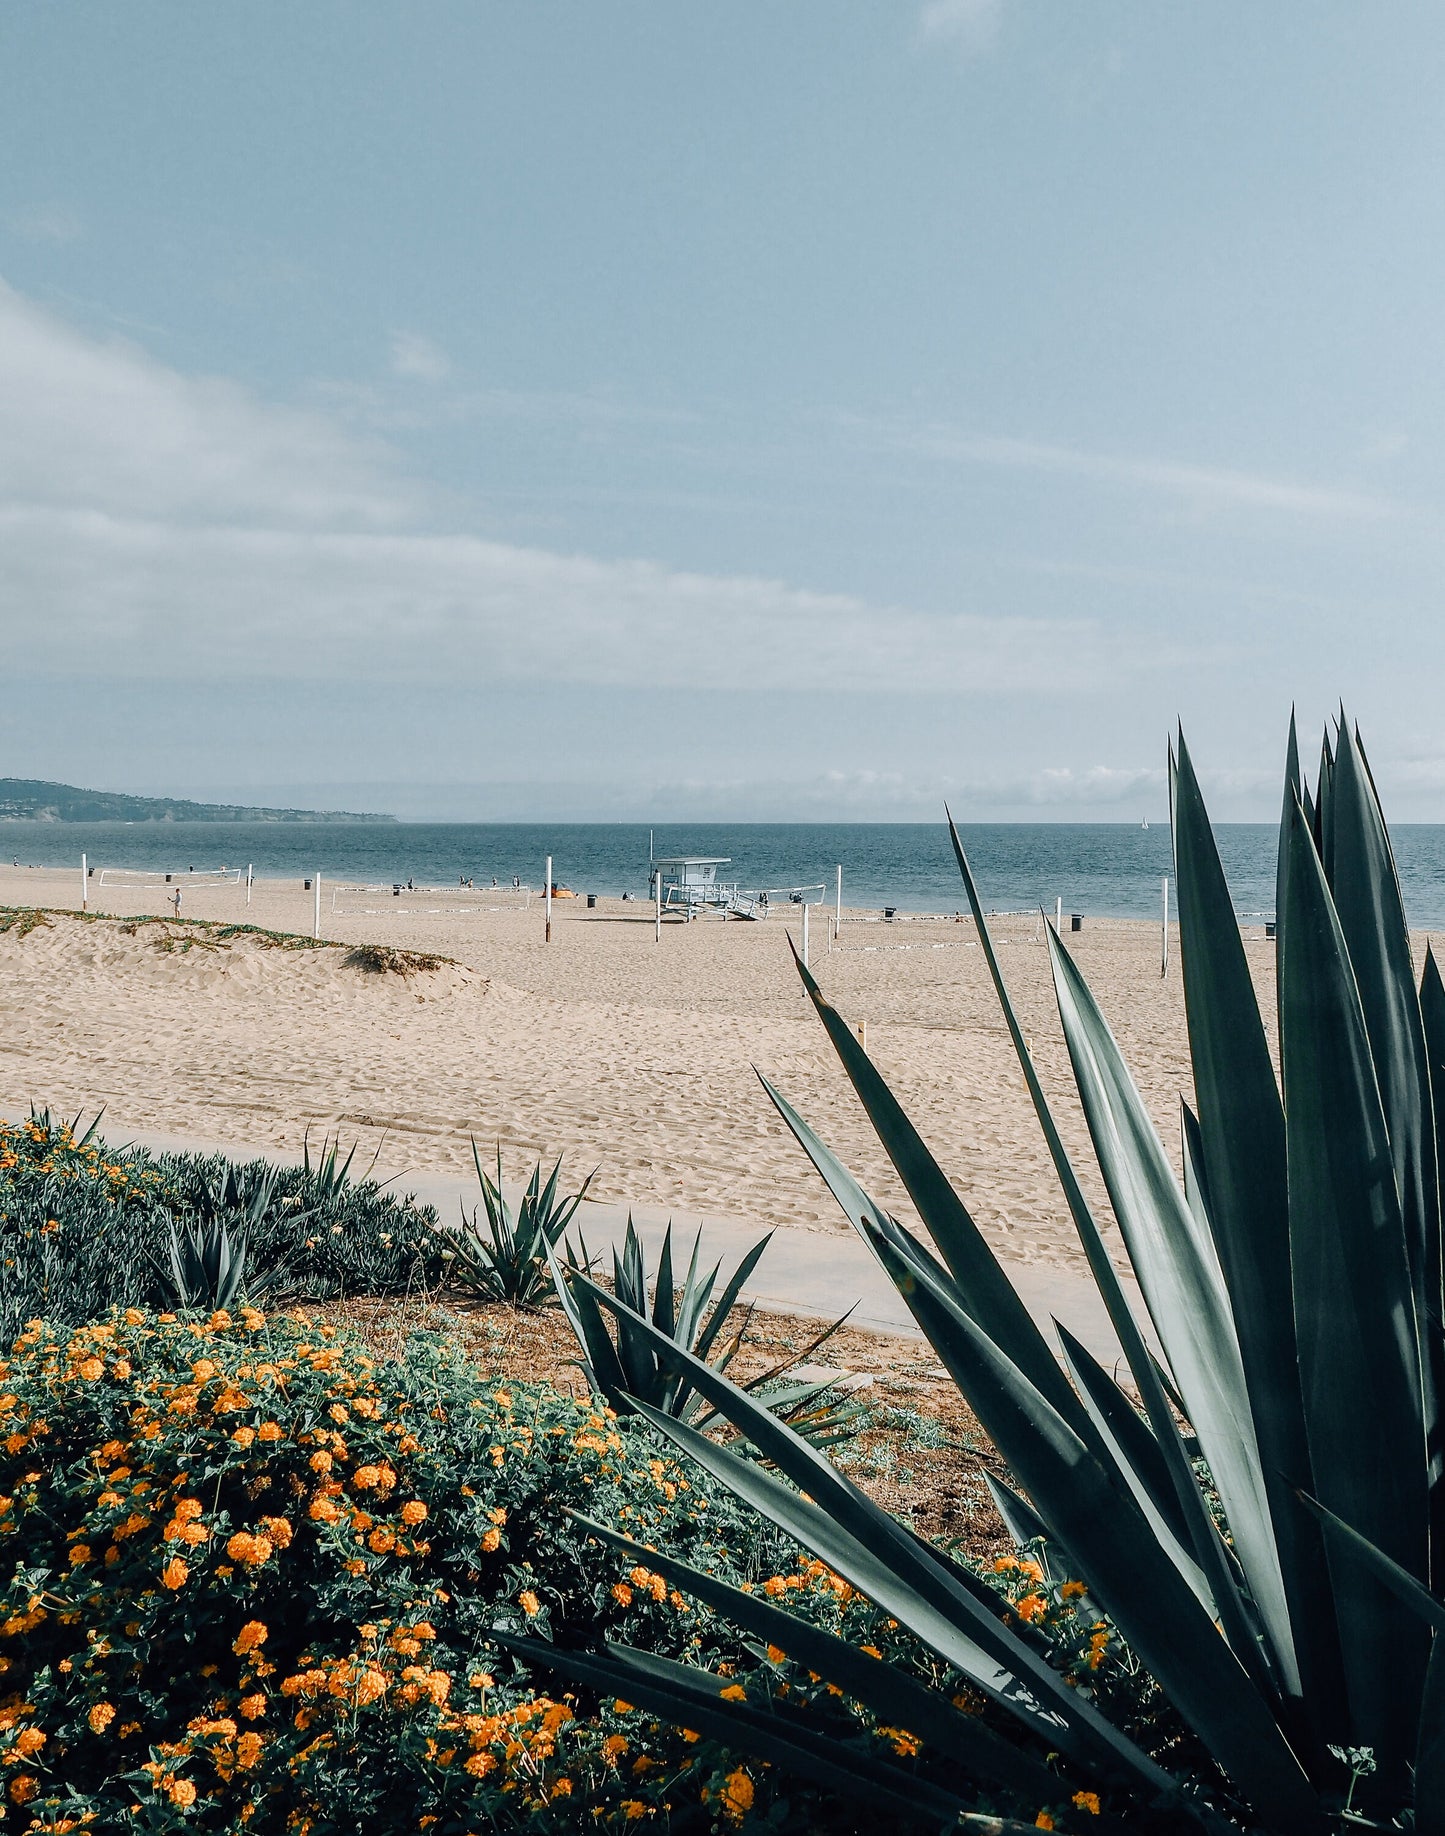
[[246, 864, 253, 907], [80, 853, 87, 913], [1161, 875, 1170, 978], [836, 865, 842, 936], [655, 865, 662, 943], [1055, 895, 1062, 933], [802, 900, 810, 969], [313, 873, 321, 940], [545, 856, 552, 944]]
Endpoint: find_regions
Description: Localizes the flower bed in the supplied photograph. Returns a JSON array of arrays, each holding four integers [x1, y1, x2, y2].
[[0, 1308, 830, 1831]]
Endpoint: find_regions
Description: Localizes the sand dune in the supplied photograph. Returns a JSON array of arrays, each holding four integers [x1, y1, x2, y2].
[[0, 864, 1290, 1271]]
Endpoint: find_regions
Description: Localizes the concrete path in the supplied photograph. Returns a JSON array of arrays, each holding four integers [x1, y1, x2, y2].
[[6, 1110, 1149, 1373]]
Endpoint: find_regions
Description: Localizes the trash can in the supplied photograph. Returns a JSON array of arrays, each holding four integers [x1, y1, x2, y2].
[[587, 893, 597, 908], [1070, 912, 1083, 933], [884, 906, 897, 921], [303, 878, 312, 891], [1265, 920, 1276, 939]]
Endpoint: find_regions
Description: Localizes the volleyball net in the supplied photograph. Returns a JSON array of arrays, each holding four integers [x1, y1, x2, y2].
[[328, 882, 534, 916], [96, 868, 244, 888]]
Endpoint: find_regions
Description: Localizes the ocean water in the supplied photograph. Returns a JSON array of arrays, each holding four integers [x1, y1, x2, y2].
[[9, 820, 1445, 928]]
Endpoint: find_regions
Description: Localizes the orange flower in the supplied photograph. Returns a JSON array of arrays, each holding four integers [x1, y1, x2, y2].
[[226, 1532, 274, 1567], [259, 1516, 292, 1549], [480, 1527, 501, 1554], [233, 1620, 268, 1656], [9, 1776, 38, 1804], [236, 1730, 263, 1769], [68, 1543, 92, 1566], [75, 1357, 104, 1382], [88, 1701, 116, 1734], [13, 1727, 45, 1757], [238, 1694, 266, 1720], [518, 1590, 541, 1617], [721, 1769, 754, 1818], [400, 1500, 427, 1525], [161, 1556, 189, 1590], [165, 1776, 197, 1807], [309, 1450, 333, 1473], [1072, 1792, 1102, 1816]]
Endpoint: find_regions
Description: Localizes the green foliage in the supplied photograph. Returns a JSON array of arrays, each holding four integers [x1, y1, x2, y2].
[[524, 712, 1445, 1835], [555, 1217, 866, 1450], [0, 1309, 919, 1833], [0, 1114, 441, 1340], [440, 1142, 593, 1306]]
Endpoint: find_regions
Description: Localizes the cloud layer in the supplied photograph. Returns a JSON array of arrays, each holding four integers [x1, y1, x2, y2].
[[0, 279, 1143, 696]]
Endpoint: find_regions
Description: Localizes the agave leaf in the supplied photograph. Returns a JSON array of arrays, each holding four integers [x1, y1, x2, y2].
[[1330, 722, 1444, 1492], [1279, 790, 1430, 1790], [982, 1472, 1070, 1573], [786, 945, 1087, 1433], [1294, 1491, 1445, 1635], [692, 1230, 772, 1364], [496, 1634, 968, 1824], [564, 1510, 1067, 1803], [1045, 920, 1299, 1700], [868, 1231, 1323, 1834]]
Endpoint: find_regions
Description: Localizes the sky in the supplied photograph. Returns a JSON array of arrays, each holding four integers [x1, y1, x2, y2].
[[3, 3, 1445, 822]]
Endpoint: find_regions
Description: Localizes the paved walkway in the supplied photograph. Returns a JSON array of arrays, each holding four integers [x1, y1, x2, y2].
[[8, 1110, 1147, 1372]]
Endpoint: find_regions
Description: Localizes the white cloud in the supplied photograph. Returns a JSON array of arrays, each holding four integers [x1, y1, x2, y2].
[[846, 416, 1399, 522], [0, 278, 1173, 697], [917, 0, 1002, 56], [389, 330, 451, 383]]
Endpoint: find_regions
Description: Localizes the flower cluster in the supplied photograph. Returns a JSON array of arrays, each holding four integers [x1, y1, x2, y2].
[[0, 1308, 811, 1831]]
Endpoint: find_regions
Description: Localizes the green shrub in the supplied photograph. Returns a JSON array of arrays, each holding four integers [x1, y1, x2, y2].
[[0, 1307, 860, 1832], [0, 1116, 441, 1340]]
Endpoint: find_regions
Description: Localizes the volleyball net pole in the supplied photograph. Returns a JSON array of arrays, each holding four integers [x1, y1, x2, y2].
[[545, 856, 552, 944], [81, 854, 87, 914]]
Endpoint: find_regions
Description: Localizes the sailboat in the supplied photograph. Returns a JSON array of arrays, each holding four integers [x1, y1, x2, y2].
[[1141, 817, 1150, 831]]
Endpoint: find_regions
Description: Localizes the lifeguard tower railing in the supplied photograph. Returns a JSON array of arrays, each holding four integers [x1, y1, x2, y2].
[[660, 881, 828, 920]]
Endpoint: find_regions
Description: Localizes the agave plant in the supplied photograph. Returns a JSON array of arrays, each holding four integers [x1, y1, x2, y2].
[[441, 1142, 594, 1306], [513, 713, 1445, 1833], [154, 1214, 282, 1312], [152, 1160, 290, 1310], [552, 1216, 864, 1449]]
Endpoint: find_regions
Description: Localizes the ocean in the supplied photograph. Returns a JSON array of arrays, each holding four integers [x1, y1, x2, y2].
[[9, 820, 1445, 928]]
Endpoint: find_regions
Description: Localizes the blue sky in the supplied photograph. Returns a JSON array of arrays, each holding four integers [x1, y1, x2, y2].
[[3, 2, 1444, 820]]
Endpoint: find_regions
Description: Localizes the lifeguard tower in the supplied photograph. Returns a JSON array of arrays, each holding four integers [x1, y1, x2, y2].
[[649, 857, 732, 914]]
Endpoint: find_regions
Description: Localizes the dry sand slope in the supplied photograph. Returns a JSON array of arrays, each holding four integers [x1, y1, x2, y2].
[[0, 865, 1289, 1270]]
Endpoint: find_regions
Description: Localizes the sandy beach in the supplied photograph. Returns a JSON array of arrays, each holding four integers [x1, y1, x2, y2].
[[0, 862, 1292, 1274]]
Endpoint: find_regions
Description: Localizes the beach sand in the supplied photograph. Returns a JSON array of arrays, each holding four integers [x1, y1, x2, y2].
[[0, 864, 1288, 1274]]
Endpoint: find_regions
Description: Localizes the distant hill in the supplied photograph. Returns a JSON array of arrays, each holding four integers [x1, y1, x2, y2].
[[0, 779, 395, 824]]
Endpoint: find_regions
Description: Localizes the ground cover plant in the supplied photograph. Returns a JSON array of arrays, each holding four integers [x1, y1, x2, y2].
[[518, 713, 1445, 1835], [0, 1307, 996, 1834], [0, 1113, 441, 1343]]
